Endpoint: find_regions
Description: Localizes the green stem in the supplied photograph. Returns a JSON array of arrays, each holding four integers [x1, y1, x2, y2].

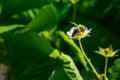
[[78, 39, 101, 79], [104, 57, 108, 80]]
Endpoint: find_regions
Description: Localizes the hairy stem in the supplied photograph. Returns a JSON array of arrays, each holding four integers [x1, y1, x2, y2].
[[104, 57, 108, 80], [78, 39, 101, 79]]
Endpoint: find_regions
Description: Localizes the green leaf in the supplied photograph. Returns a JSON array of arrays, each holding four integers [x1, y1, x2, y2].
[[0, 24, 24, 34], [3, 30, 58, 80], [18, 60, 57, 80], [108, 58, 120, 80], [18, 4, 58, 33], [49, 52, 83, 80], [1, 0, 49, 16], [3, 31, 54, 66]]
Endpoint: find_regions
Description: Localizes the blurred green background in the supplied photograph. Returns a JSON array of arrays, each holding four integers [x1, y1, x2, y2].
[[0, 0, 120, 80]]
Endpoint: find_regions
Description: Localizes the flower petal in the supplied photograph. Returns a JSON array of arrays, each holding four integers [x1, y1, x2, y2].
[[67, 31, 72, 37]]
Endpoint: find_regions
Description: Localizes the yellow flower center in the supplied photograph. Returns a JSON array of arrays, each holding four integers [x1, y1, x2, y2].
[[75, 24, 86, 37], [76, 32, 84, 36], [103, 48, 113, 56]]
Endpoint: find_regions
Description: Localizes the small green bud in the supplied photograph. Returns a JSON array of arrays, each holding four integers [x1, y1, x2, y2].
[[95, 45, 119, 57]]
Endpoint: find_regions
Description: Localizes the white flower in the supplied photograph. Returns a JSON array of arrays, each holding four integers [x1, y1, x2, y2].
[[67, 23, 92, 39]]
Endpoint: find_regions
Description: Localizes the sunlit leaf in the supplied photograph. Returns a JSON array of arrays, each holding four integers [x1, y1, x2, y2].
[[49, 52, 83, 80], [108, 58, 120, 80], [0, 24, 24, 34]]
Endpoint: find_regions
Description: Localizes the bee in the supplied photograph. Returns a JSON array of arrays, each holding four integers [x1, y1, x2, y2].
[[67, 22, 86, 38], [67, 22, 92, 38], [71, 27, 80, 37]]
